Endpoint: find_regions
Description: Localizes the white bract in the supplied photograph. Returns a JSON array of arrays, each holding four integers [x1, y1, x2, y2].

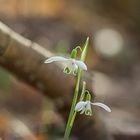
[[44, 56, 87, 75], [75, 101, 111, 116]]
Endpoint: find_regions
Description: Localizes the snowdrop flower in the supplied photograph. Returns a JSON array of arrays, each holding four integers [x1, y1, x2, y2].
[[44, 56, 87, 75], [75, 101, 111, 116]]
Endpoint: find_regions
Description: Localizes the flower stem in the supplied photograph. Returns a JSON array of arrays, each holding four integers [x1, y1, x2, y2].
[[64, 37, 89, 140], [80, 81, 86, 101], [64, 69, 82, 140]]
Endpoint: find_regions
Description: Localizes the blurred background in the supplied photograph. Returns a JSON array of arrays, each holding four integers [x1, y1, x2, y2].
[[0, 0, 140, 140]]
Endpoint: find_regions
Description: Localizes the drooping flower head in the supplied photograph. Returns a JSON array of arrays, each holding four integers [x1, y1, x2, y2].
[[75, 101, 111, 116], [44, 48, 87, 75], [75, 89, 111, 116]]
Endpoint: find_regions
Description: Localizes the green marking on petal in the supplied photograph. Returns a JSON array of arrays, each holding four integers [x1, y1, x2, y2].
[[73, 69, 77, 76], [85, 109, 91, 115], [63, 67, 71, 74]]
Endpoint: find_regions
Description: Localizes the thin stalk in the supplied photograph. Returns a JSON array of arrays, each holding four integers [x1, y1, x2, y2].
[[80, 81, 86, 101], [64, 37, 89, 140], [64, 69, 82, 140]]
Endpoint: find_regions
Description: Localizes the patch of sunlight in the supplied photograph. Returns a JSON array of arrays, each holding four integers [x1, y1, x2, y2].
[[94, 28, 124, 57]]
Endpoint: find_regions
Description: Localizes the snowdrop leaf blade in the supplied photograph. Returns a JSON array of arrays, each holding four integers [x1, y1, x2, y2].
[[80, 37, 89, 62], [75, 60, 87, 70], [44, 56, 67, 63], [91, 102, 111, 112]]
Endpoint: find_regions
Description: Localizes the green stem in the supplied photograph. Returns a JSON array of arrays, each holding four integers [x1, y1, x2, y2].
[[64, 69, 82, 140], [70, 111, 76, 127], [64, 37, 89, 140], [80, 81, 86, 101]]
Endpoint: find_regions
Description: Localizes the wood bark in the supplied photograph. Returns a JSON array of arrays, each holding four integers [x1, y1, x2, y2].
[[0, 21, 111, 140]]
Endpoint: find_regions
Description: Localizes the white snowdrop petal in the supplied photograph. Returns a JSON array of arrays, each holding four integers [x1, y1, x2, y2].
[[73, 64, 78, 70], [80, 107, 86, 114], [91, 102, 111, 112], [75, 101, 87, 112], [85, 101, 92, 115], [75, 60, 87, 70], [44, 56, 68, 63], [72, 64, 78, 75], [67, 62, 73, 74]]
